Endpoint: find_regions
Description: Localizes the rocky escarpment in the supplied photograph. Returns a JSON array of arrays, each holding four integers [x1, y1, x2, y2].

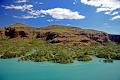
[[109, 34, 120, 43], [79, 31, 110, 43], [0, 23, 120, 45]]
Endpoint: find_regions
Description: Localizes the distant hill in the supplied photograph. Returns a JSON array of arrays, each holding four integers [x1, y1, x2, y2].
[[8, 23, 34, 31], [0, 23, 120, 45]]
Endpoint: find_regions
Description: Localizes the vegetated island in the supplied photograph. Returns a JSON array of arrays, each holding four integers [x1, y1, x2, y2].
[[0, 23, 120, 64]]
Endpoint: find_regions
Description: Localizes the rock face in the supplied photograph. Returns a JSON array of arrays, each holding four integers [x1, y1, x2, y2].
[[36, 32, 46, 39], [109, 34, 120, 43], [80, 31, 110, 43], [45, 32, 59, 40], [5, 27, 28, 38], [18, 31, 28, 37], [5, 27, 17, 38], [36, 32, 59, 40]]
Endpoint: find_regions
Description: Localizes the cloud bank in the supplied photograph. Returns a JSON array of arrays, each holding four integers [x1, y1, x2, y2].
[[40, 8, 85, 19], [81, 0, 120, 20]]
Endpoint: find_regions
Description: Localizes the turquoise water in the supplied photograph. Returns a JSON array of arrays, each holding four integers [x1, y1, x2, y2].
[[0, 58, 120, 80]]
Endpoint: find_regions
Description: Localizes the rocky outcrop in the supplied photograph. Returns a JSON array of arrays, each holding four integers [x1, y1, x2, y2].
[[109, 34, 120, 43], [80, 31, 110, 43], [36, 32, 59, 41], [18, 31, 28, 37], [45, 32, 59, 40], [36, 32, 46, 39], [5, 27, 17, 38], [5, 27, 28, 38]]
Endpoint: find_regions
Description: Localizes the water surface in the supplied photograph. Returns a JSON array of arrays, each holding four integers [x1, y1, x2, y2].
[[0, 58, 120, 80]]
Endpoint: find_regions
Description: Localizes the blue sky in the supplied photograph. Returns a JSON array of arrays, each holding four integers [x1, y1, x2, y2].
[[0, 0, 120, 34]]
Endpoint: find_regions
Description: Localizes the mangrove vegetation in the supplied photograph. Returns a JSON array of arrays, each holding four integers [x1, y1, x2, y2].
[[0, 38, 120, 64]]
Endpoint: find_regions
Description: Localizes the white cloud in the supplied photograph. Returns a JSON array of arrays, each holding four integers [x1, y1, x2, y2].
[[28, 10, 41, 16], [40, 8, 85, 19], [16, 0, 28, 3], [14, 14, 45, 19], [13, 15, 38, 19], [81, 0, 120, 13], [66, 24, 71, 26], [35, 2, 44, 5], [27, 8, 85, 20], [2, 4, 85, 20], [40, 15, 45, 17], [21, 15, 38, 19], [46, 19, 54, 22], [104, 12, 111, 15], [81, 0, 120, 20], [39, 3, 44, 5], [111, 15, 120, 20], [111, 12, 119, 15], [73, 2, 76, 5], [96, 7, 113, 13], [2, 4, 33, 11], [73, 0, 77, 5], [103, 23, 108, 25]]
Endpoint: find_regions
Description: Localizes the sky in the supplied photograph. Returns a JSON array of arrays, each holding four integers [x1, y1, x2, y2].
[[0, 0, 120, 34]]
